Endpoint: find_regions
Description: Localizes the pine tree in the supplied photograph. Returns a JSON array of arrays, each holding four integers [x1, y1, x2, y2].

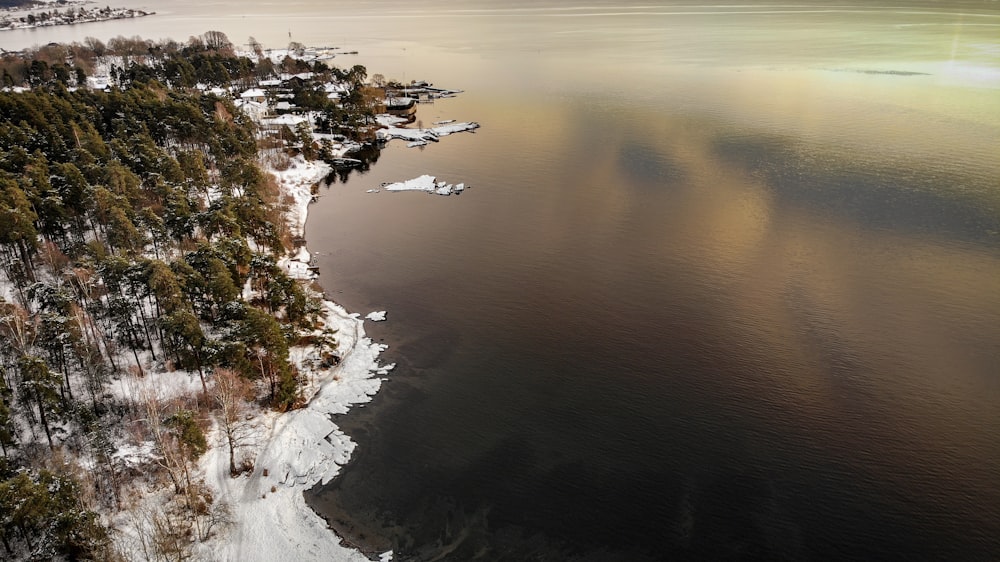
[[0, 178, 39, 286], [17, 356, 63, 449]]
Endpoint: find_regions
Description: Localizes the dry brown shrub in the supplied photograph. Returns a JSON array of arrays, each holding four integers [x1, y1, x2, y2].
[[39, 240, 70, 274], [239, 454, 255, 476], [262, 173, 281, 199], [214, 101, 233, 125], [268, 151, 292, 171]]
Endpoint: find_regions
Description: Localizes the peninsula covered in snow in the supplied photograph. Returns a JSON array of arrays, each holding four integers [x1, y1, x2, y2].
[[0, 31, 474, 561]]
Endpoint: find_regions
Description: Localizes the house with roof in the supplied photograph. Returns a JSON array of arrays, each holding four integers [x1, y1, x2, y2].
[[234, 99, 268, 120], [384, 96, 416, 118], [324, 82, 349, 101], [240, 88, 267, 103]]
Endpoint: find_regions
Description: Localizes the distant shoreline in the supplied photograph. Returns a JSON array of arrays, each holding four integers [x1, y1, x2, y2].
[[0, 6, 152, 32]]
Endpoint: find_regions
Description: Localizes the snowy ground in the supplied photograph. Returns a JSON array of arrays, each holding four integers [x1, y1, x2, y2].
[[269, 155, 330, 280], [0, 117, 415, 562], [30, 75, 480, 559], [30, 146, 402, 562], [194, 300, 393, 562], [184, 153, 397, 562]]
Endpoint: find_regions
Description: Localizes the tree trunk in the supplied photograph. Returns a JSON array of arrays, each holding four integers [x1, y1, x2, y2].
[[227, 429, 236, 476], [62, 365, 73, 401], [17, 239, 36, 283], [104, 451, 122, 510], [134, 299, 157, 361], [37, 396, 53, 450], [131, 345, 145, 378], [1, 529, 12, 556], [195, 349, 207, 395], [18, 523, 32, 551], [84, 306, 119, 374]]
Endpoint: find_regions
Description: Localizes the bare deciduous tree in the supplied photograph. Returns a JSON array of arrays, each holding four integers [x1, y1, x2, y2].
[[202, 31, 232, 52], [212, 368, 253, 476], [248, 36, 263, 57]]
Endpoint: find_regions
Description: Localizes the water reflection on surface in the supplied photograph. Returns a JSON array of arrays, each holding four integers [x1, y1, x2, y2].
[[304, 61, 1000, 558], [4, 1, 995, 559]]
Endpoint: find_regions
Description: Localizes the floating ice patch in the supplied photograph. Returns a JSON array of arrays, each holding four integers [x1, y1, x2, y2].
[[376, 122, 480, 144], [382, 175, 468, 196], [365, 311, 387, 322], [432, 122, 479, 136]]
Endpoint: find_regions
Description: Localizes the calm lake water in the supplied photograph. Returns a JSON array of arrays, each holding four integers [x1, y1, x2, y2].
[[5, 1, 1000, 560]]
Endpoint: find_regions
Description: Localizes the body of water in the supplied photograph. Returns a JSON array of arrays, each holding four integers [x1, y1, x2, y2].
[[5, 2, 999, 560]]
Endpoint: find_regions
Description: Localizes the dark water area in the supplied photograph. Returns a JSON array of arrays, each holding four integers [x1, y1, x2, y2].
[[6, 1, 997, 560], [294, 3, 1000, 560], [302, 62, 1000, 562], [305, 96, 1000, 559]]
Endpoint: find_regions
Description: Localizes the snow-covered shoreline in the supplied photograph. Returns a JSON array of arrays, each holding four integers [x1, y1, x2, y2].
[[194, 155, 395, 561], [0, 5, 152, 32]]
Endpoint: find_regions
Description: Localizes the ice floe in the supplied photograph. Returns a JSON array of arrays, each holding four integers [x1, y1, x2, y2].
[[380, 175, 467, 196], [376, 121, 480, 144], [365, 311, 387, 322]]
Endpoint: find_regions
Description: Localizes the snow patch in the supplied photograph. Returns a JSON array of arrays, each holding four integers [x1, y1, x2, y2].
[[107, 368, 206, 404], [112, 442, 157, 469], [375, 114, 409, 127]]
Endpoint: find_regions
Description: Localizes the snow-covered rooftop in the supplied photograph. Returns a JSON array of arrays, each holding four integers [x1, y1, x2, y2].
[[241, 88, 267, 99], [263, 114, 310, 127]]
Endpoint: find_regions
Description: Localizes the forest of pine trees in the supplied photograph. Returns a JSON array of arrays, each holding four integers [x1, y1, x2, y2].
[[0, 33, 372, 560]]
